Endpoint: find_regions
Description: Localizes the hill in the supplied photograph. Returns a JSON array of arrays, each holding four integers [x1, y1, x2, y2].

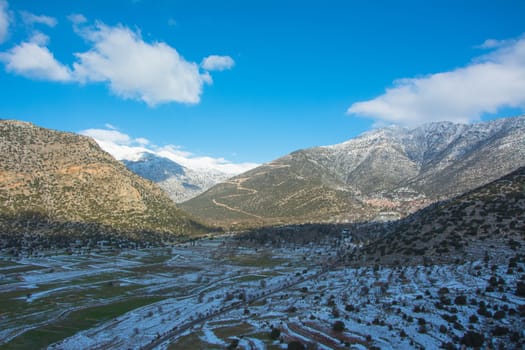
[[352, 166, 525, 265], [0, 120, 207, 248]]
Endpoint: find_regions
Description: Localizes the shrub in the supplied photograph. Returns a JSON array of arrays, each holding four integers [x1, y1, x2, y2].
[[345, 304, 355, 312], [493, 310, 505, 320], [469, 314, 478, 323], [270, 328, 281, 340], [438, 287, 449, 295], [519, 304, 525, 317], [227, 339, 239, 350], [441, 342, 455, 350], [492, 326, 509, 336], [453, 322, 464, 331], [454, 295, 467, 305], [287, 341, 305, 350], [516, 282, 525, 297], [460, 331, 484, 347], [440, 296, 451, 305], [333, 320, 345, 332], [477, 307, 492, 318]]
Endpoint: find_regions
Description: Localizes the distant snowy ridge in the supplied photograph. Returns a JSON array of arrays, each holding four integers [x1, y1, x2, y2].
[[123, 152, 231, 203]]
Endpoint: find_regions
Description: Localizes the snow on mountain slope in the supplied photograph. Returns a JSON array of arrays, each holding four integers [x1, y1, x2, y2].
[[83, 132, 258, 203], [122, 152, 231, 203]]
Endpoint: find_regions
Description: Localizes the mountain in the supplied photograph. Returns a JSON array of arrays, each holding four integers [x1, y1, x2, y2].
[[352, 165, 525, 265], [182, 116, 525, 228], [122, 153, 230, 203], [0, 120, 207, 247]]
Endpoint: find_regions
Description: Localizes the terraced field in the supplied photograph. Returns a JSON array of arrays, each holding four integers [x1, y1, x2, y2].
[[1, 238, 524, 349]]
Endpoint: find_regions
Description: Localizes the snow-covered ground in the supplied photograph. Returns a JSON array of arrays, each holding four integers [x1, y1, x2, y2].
[[1, 239, 524, 349]]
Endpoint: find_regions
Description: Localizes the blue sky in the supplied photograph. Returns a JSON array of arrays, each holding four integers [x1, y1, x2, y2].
[[1, 0, 524, 171]]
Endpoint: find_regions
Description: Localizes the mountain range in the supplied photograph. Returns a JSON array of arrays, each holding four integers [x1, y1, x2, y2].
[[181, 116, 525, 228], [2, 116, 524, 246], [0, 120, 206, 247]]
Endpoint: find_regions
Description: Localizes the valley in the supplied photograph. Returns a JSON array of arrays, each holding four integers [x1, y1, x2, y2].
[[1, 119, 525, 349], [1, 236, 524, 349], [1, 0, 524, 347]]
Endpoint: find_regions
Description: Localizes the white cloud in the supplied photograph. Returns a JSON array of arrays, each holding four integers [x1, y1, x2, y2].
[[201, 55, 235, 71], [0, 0, 10, 44], [81, 128, 132, 145], [72, 23, 211, 106], [347, 35, 525, 126], [67, 13, 87, 25], [477, 39, 501, 49], [20, 11, 57, 27], [80, 127, 258, 175], [1, 17, 233, 106], [156, 145, 258, 175], [0, 34, 72, 81], [135, 137, 149, 145], [29, 31, 49, 45]]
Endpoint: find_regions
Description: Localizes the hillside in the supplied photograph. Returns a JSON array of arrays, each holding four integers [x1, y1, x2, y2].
[[352, 166, 525, 265], [0, 120, 207, 247], [182, 116, 525, 228]]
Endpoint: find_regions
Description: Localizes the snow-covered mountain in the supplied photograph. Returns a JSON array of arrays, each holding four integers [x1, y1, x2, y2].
[[122, 152, 231, 203]]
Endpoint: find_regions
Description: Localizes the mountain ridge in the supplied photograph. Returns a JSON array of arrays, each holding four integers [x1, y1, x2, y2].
[[182, 116, 525, 228], [122, 152, 230, 203]]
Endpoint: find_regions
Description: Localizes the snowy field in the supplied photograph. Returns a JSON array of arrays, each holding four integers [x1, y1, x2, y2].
[[0, 238, 524, 349]]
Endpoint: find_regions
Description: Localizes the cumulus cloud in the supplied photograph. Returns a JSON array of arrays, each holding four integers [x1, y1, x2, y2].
[[201, 55, 235, 71], [0, 33, 72, 81], [1, 16, 233, 106], [80, 127, 258, 175], [0, 0, 10, 44], [20, 11, 57, 27], [72, 23, 211, 106], [347, 35, 525, 126]]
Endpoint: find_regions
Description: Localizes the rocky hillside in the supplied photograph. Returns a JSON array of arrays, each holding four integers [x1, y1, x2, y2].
[[0, 120, 207, 246], [123, 153, 230, 203], [352, 166, 525, 266], [182, 116, 525, 228]]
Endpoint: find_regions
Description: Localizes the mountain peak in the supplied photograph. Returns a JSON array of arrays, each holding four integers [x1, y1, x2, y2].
[[122, 152, 231, 203]]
